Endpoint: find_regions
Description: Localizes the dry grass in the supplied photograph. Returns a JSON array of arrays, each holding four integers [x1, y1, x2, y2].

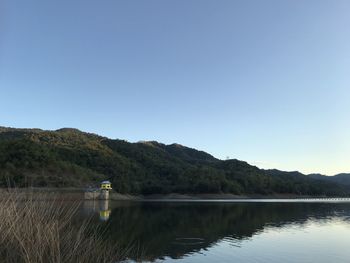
[[0, 190, 127, 263]]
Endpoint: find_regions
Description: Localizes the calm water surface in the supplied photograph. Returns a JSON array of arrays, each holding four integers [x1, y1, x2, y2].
[[80, 200, 350, 263]]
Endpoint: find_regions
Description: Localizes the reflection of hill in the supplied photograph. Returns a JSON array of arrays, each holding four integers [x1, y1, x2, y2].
[[103, 202, 350, 261]]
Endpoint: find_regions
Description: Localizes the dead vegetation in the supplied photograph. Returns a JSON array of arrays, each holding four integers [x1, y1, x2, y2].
[[0, 190, 128, 263]]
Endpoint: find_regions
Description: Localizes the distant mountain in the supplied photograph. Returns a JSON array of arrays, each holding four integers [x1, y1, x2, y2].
[[309, 173, 350, 186], [0, 126, 349, 196]]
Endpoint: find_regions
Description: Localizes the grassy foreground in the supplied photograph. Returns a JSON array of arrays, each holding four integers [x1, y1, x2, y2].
[[0, 190, 128, 263]]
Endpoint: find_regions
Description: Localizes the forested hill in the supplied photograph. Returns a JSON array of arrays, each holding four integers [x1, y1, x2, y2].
[[0, 126, 349, 196], [308, 173, 350, 186]]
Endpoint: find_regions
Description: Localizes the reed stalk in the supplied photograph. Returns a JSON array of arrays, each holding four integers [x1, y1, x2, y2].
[[0, 190, 125, 263]]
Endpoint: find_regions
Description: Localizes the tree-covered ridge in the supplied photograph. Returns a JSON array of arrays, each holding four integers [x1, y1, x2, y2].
[[0, 126, 348, 196], [309, 173, 350, 186]]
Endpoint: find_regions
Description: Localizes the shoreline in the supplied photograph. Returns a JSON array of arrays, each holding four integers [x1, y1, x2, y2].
[[0, 188, 348, 201], [123, 193, 350, 201]]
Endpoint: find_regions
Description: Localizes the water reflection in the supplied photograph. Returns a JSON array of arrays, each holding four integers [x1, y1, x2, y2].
[[81, 201, 350, 262], [83, 200, 111, 221]]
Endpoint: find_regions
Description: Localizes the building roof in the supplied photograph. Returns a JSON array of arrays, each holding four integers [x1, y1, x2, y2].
[[101, 180, 111, 184]]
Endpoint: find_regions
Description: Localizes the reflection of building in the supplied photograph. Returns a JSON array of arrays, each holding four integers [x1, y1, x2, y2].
[[82, 200, 99, 215], [99, 199, 111, 221], [82, 199, 111, 221], [99, 210, 111, 221]]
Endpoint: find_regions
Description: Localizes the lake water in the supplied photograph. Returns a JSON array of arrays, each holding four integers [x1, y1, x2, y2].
[[81, 200, 350, 262]]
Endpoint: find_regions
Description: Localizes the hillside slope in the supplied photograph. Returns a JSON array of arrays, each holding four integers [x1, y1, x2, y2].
[[309, 173, 350, 186], [0, 126, 348, 196]]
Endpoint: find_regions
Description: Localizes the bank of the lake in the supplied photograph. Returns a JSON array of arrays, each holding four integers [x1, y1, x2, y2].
[[1, 188, 348, 201]]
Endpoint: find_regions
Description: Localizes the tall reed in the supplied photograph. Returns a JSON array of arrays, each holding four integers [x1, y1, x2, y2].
[[0, 190, 126, 263]]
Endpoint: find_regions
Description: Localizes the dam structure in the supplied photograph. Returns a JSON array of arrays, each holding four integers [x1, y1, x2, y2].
[[84, 180, 112, 200]]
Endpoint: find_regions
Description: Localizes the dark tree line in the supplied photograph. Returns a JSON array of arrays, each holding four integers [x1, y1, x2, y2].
[[0, 127, 348, 196]]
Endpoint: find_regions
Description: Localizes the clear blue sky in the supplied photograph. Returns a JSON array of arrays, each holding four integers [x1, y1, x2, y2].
[[1, 0, 349, 175]]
